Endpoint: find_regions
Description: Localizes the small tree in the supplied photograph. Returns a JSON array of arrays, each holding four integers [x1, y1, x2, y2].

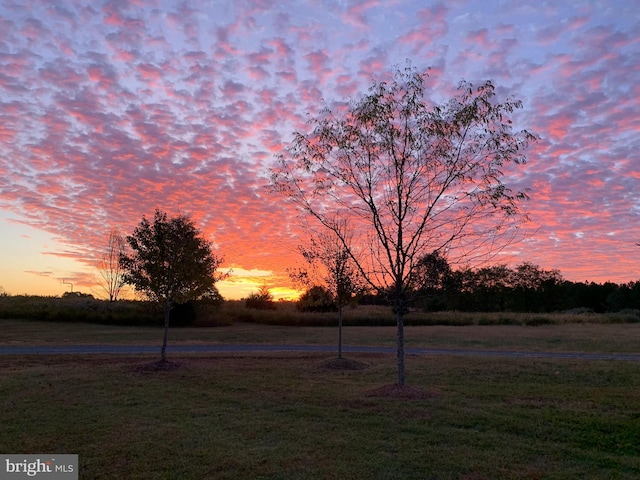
[[295, 227, 366, 358], [272, 65, 536, 385], [120, 209, 223, 362], [97, 228, 127, 302]]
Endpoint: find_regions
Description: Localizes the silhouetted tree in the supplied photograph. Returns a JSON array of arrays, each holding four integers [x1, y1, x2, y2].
[[412, 251, 453, 311], [245, 285, 277, 310], [97, 228, 127, 302], [272, 64, 536, 385], [120, 209, 224, 362], [473, 265, 513, 311], [297, 285, 336, 312], [511, 262, 563, 311], [295, 225, 367, 358], [413, 251, 452, 292]]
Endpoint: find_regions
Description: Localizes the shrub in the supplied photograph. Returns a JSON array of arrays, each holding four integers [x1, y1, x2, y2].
[[562, 307, 595, 315], [297, 286, 337, 312], [245, 286, 277, 310], [0, 294, 159, 326], [524, 315, 557, 326], [605, 309, 640, 324]]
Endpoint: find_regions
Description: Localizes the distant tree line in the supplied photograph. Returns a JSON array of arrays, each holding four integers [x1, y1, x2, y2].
[[355, 253, 640, 314]]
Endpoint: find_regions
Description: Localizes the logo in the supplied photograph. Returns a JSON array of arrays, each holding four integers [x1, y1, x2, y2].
[[1, 455, 77, 480]]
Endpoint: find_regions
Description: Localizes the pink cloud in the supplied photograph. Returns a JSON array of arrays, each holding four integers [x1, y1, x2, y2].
[[305, 50, 330, 78], [101, 0, 144, 29], [21, 17, 50, 43], [0, 0, 638, 297], [396, 5, 448, 56], [465, 28, 490, 48], [340, 0, 381, 31]]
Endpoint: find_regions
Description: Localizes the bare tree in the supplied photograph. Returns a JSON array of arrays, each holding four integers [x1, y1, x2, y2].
[[295, 222, 367, 359], [271, 65, 536, 386], [97, 228, 127, 302]]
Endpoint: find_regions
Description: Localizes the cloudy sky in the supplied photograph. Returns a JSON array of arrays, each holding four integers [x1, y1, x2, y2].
[[0, 0, 638, 299]]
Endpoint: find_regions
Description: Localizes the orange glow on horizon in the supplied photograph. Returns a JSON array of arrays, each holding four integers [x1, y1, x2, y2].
[[0, 1, 638, 299]]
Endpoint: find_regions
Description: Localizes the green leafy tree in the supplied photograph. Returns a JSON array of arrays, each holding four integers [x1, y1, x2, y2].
[[120, 209, 223, 362], [271, 65, 536, 385]]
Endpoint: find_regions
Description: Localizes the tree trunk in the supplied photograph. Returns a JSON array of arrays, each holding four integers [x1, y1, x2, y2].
[[338, 303, 343, 359], [396, 305, 405, 386], [161, 297, 170, 362]]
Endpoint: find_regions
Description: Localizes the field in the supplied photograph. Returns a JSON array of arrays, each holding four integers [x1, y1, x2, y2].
[[1, 319, 640, 479], [2, 296, 640, 328]]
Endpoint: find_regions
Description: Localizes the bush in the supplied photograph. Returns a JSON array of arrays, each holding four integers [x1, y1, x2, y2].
[[605, 309, 640, 324], [562, 307, 595, 315], [172, 298, 230, 327], [245, 286, 277, 310], [523, 315, 557, 326], [191, 304, 233, 327], [297, 286, 336, 312], [0, 295, 159, 326]]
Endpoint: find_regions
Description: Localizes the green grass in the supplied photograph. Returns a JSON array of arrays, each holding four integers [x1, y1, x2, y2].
[[2, 320, 639, 478], [1, 352, 639, 479], [2, 318, 640, 354]]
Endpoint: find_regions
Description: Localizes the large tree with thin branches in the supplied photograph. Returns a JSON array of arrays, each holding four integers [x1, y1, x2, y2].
[[271, 65, 536, 386]]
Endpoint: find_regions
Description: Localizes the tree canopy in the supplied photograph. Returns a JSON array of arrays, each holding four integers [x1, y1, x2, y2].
[[120, 209, 223, 361], [271, 65, 536, 385]]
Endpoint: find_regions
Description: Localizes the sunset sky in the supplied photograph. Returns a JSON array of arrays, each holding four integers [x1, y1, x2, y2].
[[0, 0, 638, 300]]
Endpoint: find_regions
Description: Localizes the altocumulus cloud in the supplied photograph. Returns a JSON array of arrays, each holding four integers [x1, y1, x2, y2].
[[0, 0, 638, 296]]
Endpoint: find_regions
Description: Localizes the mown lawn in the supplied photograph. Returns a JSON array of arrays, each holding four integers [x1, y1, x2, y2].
[[2, 318, 640, 354], [1, 349, 639, 479]]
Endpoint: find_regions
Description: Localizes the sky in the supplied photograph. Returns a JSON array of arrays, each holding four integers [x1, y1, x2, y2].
[[0, 0, 638, 300]]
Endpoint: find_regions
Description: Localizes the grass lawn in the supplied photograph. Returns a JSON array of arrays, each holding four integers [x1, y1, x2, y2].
[[1, 321, 640, 478], [2, 318, 640, 354]]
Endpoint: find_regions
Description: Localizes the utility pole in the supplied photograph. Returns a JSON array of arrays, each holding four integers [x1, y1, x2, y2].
[[62, 279, 73, 293]]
